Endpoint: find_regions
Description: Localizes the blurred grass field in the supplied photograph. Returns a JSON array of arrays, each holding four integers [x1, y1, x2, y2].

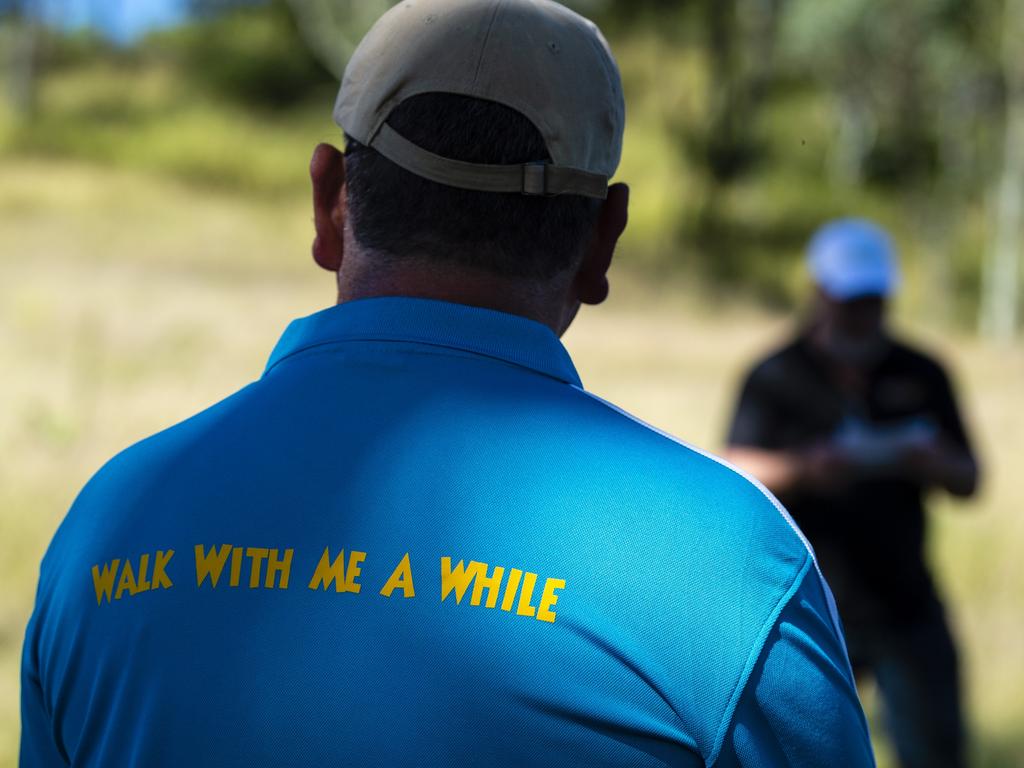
[[1, 156, 1023, 766]]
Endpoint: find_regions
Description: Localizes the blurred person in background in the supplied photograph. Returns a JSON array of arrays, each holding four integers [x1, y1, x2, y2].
[[725, 218, 981, 768], [19, 1, 877, 766]]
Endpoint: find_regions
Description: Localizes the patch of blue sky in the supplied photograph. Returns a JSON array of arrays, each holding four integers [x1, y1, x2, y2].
[[25, 0, 191, 44]]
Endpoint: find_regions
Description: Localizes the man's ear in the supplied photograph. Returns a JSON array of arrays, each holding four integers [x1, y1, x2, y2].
[[574, 182, 629, 305], [310, 143, 347, 272]]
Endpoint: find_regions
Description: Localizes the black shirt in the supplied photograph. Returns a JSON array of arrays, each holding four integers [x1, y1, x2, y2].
[[727, 331, 974, 629]]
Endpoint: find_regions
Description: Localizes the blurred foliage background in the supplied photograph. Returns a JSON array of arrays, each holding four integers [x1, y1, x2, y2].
[[0, 0, 1022, 766], [4, 0, 1024, 327]]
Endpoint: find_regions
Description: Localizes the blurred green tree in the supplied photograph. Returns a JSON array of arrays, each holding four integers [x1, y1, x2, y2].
[[782, 0, 961, 185], [980, 0, 1024, 339], [282, 0, 395, 78], [1, 0, 42, 118], [771, 0, 1018, 330], [177, 0, 336, 107]]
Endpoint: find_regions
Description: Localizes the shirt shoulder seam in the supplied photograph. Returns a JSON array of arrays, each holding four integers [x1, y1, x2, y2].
[[571, 385, 853, 761], [706, 554, 813, 767], [570, 385, 817, 556]]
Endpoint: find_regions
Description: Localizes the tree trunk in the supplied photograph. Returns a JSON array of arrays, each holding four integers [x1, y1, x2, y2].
[[980, 0, 1024, 340], [6, 8, 40, 119]]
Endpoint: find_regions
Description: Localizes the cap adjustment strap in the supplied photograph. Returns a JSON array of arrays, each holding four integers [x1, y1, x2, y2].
[[522, 163, 547, 196], [369, 123, 608, 200]]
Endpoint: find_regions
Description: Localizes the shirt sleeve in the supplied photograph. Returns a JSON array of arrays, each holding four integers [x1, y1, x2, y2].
[[926, 360, 974, 455], [726, 363, 786, 450], [713, 565, 875, 767], [20, 611, 68, 767]]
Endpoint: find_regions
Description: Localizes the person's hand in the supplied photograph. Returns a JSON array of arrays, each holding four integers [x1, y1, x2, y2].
[[799, 441, 856, 493], [897, 434, 948, 485], [890, 430, 978, 495]]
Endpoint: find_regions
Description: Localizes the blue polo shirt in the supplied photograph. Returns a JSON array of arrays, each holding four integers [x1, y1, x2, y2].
[[22, 296, 874, 767]]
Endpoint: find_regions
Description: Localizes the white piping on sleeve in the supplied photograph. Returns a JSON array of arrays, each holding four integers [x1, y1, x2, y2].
[[570, 385, 850, 660]]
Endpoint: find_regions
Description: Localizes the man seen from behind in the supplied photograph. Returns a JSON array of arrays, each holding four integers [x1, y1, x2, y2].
[[22, 2, 874, 765]]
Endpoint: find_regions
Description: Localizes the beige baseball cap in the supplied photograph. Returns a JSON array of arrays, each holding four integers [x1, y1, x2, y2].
[[333, 0, 625, 200]]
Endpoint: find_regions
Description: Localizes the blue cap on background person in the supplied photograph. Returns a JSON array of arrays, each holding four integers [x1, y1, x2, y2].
[[807, 218, 900, 300]]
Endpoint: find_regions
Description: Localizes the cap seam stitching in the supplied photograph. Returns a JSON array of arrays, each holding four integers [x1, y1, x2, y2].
[[472, 0, 506, 86]]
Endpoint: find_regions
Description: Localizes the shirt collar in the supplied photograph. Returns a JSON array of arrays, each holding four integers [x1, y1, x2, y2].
[[264, 296, 582, 387]]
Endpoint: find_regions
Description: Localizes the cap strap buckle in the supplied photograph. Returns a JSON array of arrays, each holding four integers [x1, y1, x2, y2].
[[522, 163, 547, 196], [369, 123, 608, 200]]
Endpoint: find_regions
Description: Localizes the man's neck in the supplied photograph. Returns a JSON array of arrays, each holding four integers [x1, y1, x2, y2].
[[335, 255, 576, 335]]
